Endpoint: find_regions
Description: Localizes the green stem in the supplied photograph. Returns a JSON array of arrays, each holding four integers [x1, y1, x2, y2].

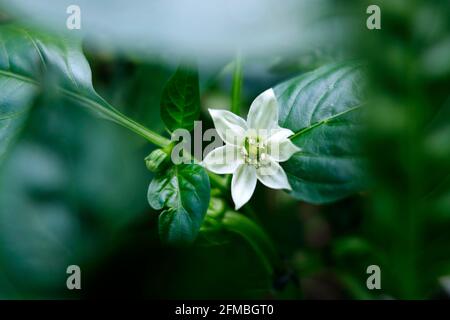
[[76, 94, 230, 206], [64, 74, 230, 203], [208, 171, 228, 192], [230, 52, 243, 116], [222, 210, 279, 275], [0, 68, 171, 148], [62, 89, 171, 148]]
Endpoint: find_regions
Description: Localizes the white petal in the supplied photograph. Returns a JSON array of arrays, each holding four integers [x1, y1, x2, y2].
[[273, 140, 301, 162], [202, 145, 243, 174], [256, 159, 292, 190], [267, 128, 295, 142], [266, 129, 301, 162], [209, 109, 247, 145], [231, 164, 257, 210], [247, 88, 279, 130]]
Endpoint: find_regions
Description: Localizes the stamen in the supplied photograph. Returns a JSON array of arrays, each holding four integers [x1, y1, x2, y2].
[[243, 136, 267, 168]]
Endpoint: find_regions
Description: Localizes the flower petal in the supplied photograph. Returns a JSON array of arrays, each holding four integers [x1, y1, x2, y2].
[[231, 164, 257, 210], [272, 140, 301, 162], [202, 145, 243, 174], [209, 109, 247, 145], [247, 88, 279, 130], [267, 127, 295, 142], [266, 129, 301, 162], [256, 159, 292, 190]]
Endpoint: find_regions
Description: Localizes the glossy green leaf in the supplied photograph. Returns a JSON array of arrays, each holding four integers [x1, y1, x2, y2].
[[148, 164, 210, 244], [0, 24, 169, 160], [274, 62, 367, 204], [160, 66, 200, 132], [0, 26, 99, 156]]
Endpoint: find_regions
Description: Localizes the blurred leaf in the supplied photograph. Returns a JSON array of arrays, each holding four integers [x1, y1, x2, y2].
[[333, 237, 372, 259], [85, 227, 272, 299], [274, 62, 367, 204], [160, 65, 200, 132], [116, 63, 172, 133], [0, 98, 152, 297], [0, 143, 76, 297], [148, 164, 210, 244], [0, 24, 103, 159], [0, 24, 167, 153], [421, 37, 450, 78], [0, 26, 40, 161], [0, 98, 33, 161]]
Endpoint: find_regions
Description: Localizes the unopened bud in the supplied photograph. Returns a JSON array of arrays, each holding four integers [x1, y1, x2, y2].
[[206, 197, 226, 219], [145, 149, 170, 173]]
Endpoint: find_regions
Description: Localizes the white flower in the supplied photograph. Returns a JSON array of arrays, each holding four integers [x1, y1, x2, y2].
[[203, 88, 301, 210]]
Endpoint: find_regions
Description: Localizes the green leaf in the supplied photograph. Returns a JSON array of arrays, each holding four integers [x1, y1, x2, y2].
[[160, 66, 200, 132], [148, 164, 210, 244], [0, 27, 41, 160], [0, 91, 34, 161], [274, 62, 367, 204], [0, 26, 100, 156], [0, 24, 169, 159]]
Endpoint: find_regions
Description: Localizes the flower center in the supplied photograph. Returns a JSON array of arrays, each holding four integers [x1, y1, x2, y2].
[[242, 136, 267, 168]]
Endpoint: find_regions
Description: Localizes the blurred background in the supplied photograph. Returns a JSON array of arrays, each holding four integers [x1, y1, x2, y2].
[[0, 0, 449, 299]]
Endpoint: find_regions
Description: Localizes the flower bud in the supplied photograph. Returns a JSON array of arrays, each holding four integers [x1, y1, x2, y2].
[[206, 197, 226, 219], [145, 149, 170, 173], [200, 197, 227, 232]]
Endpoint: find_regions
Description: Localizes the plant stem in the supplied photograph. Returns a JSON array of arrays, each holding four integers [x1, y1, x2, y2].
[[107, 109, 171, 147], [222, 210, 279, 275], [62, 89, 171, 148], [66, 80, 230, 198], [230, 52, 243, 116], [208, 171, 229, 192]]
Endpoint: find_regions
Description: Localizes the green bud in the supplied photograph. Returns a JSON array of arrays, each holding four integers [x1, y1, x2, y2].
[[200, 198, 227, 233], [145, 149, 170, 173], [206, 197, 226, 219]]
